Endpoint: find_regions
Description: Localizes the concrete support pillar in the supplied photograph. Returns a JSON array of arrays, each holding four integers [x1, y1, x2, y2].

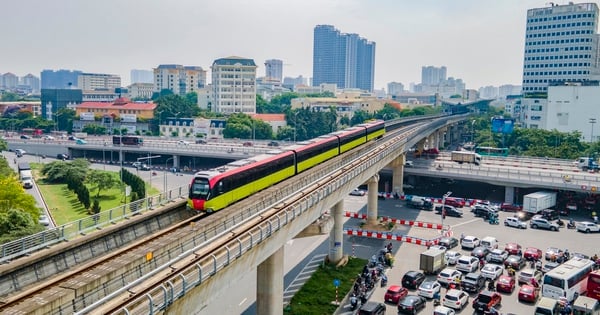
[[504, 186, 515, 204], [391, 155, 405, 194], [256, 246, 284, 315], [119, 150, 124, 163], [173, 155, 180, 168], [435, 131, 441, 149], [416, 139, 426, 154], [328, 200, 344, 263], [367, 175, 379, 225]]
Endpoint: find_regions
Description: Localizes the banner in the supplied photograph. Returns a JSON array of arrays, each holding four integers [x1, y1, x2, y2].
[[491, 118, 514, 134]]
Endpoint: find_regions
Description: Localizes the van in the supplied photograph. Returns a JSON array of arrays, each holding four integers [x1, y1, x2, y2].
[[541, 209, 559, 221], [573, 295, 600, 315], [534, 296, 560, 315], [480, 236, 498, 250], [359, 301, 386, 315]]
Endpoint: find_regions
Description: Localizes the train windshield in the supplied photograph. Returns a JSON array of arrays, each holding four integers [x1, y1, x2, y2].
[[190, 177, 210, 199]]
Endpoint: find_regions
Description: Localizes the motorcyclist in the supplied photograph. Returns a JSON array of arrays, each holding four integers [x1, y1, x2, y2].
[[564, 249, 570, 261], [350, 293, 359, 310], [487, 279, 495, 291]]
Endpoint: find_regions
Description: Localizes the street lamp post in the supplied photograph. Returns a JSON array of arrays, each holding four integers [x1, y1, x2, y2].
[[164, 157, 174, 199], [137, 154, 161, 191], [590, 118, 597, 143], [441, 191, 452, 227], [293, 111, 299, 142]]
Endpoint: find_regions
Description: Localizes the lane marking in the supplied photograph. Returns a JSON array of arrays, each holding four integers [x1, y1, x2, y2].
[[239, 298, 247, 306], [451, 218, 481, 228]]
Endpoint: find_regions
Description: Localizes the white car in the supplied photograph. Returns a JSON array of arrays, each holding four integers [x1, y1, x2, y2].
[[504, 216, 527, 229], [42, 135, 55, 140], [404, 160, 414, 167], [349, 188, 366, 196], [481, 264, 504, 280], [418, 280, 441, 298], [38, 215, 50, 226], [576, 221, 600, 233], [445, 251, 461, 265], [456, 255, 480, 273], [177, 140, 190, 146], [442, 289, 469, 310], [460, 235, 480, 250], [434, 306, 456, 315], [430, 245, 447, 252], [437, 268, 462, 286], [486, 249, 509, 264]]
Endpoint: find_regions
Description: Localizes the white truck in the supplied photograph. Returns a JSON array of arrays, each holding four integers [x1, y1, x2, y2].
[[20, 170, 33, 189], [419, 248, 446, 274], [522, 191, 557, 215], [450, 151, 482, 165], [575, 157, 599, 172]]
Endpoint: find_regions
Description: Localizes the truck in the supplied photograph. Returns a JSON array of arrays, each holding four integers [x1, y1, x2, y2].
[[73, 132, 88, 139], [419, 248, 446, 274], [522, 191, 557, 215], [17, 162, 30, 173], [450, 151, 482, 165], [18, 163, 33, 189], [575, 156, 599, 172]]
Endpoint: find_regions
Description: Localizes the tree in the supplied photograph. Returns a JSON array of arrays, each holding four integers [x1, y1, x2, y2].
[[185, 92, 198, 105], [154, 94, 200, 119], [82, 124, 107, 135], [0, 92, 20, 102], [55, 108, 76, 132], [0, 208, 35, 236], [0, 177, 39, 219], [41, 159, 90, 183], [91, 199, 101, 216], [86, 170, 118, 197]]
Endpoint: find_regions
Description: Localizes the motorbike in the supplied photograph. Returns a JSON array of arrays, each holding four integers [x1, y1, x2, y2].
[[487, 281, 496, 292], [433, 298, 441, 307], [567, 220, 576, 229], [489, 218, 499, 225], [380, 274, 388, 287], [350, 294, 359, 310], [152, 171, 157, 176], [556, 219, 565, 227]]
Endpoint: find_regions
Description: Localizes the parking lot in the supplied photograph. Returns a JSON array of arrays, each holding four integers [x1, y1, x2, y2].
[[342, 193, 600, 314]]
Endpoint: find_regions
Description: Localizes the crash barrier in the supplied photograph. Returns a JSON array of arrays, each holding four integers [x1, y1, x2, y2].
[[344, 211, 445, 230], [344, 228, 440, 247], [378, 193, 489, 207]]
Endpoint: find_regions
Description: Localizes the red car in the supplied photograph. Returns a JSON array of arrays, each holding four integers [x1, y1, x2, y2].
[[518, 284, 539, 303], [472, 290, 502, 313], [501, 203, 523, 212], [524, 247, 543, 261], [505, 243, 523, 256], [385, 285, 409, 304], [496, 275, 516, 293], [445, 197, 465, 208]]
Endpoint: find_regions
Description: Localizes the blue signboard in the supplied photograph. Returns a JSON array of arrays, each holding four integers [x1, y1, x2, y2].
[[491, 118, 514, 134]]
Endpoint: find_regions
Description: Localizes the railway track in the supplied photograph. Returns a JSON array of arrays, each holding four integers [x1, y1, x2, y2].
[[0, 118, 438, 314]]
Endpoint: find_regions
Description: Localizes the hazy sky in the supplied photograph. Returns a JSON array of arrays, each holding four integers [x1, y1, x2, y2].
[[2, 0, 598, 90]]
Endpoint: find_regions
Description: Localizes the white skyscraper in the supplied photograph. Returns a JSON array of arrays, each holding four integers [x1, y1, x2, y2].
[[264, 59, 283, 82], [211, 56, 257, 113], [130, 69, 153, 84], [153, 65, 207, 95], [421, 66, 447, 85]]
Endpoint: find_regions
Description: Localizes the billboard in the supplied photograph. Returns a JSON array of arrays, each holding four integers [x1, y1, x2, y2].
[[80, 112, 95, 121], [120, 114, 137, 123], [491, 118, 514, 134]]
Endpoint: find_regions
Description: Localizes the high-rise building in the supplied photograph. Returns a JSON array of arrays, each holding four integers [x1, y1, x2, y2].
[[153, 64, 207, 95], [21, 74, 40, 94], [1, 73, 18, 89], [522, 2, 600, 94], [77, 73, 121, 90], [387, 82, 404, 96], [41, 69, 82, 89], [264, 59, 283, 82], [40, 89, 82, 120], [130, 69, 153, 84], [421, 66, 447, 85], [312, 25, 375, 92], [211, 56, 257, 114]]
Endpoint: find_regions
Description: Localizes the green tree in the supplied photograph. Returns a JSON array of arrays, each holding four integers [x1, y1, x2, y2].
[[91, 199, 101, 215], [350, 110, 374, 126], [154, 94, 200, 119], [55, 108, 76, 132], [0, 177, 39, 219], [41, 159, 90, 183], [0, 92, 20, 102], [82, 124, 107, 135], [0, 139, 8, 153], [86, 170, 118, 197], [185, 92, 198, 105], [0, 208, 35, 236]]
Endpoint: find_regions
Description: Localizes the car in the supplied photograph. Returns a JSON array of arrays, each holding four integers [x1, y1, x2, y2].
[[472, 290, 502, 313], [38, 215, 50, 226], [576, 221, 600, 233], [42, 135, 55, 140], [539, 209, 559, 221], [444, 197, 465, 208], [545, 247, 565, 262], [456, 255, 480, 273], [359, 301, 386, 315], [417, 280, 441, 299], [481, 264, 504, 280], [67, 135, 77, 140], [505, 243, 523, 256], [461, 272, 486, 293], [438, 237, 459, 249], [132, 161, 143, 168], [473, 205, 497, 219], [138, 164, 150, 171], [56, 153, 69, 160], [433, 306, 456, 315], [402, 271, 426, 289], [384, 285, 409, 304], [500, 203, 522, 212], [397, 295, 426, 314], [404, 160, 414, 167], [429, 245, 447, 252], [504, 255, 526, 270], [504, 216, 528, 229], [541, 261, 561, 274], [471, 246, 490, 259], [524, 247, 543, 261], [461, 236, 480, 250], [177, 140, 190, 146], [437, 268, 462, 286], [486, 249, 509, 264], [445, 251, 461, 265], [15, 149, 26, 157], [242, 141, 253, 147], [442, 289, 469, 310], [435, 205, 463, 217], [518, 268, 543, 285], [530, 217, 560, 231], [195, 139, 207, 144], [496, 275, 516, 293], [403, 184, 415, 189], [20, 135, 31, 139], [75, 139, 87, 145], [267, 141, 279, 147], [518, 284, 540, 303], [349, 188, 366, 196]]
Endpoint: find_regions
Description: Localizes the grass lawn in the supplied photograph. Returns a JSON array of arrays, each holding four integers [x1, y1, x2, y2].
[[32, 163, 159, 226], [284, 257, 367, 315]]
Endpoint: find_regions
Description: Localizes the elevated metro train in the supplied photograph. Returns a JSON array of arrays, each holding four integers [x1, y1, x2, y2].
[[187, 120, 385, 212]]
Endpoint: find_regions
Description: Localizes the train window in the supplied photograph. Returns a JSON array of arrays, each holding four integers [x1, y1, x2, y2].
[[190, 178, 210, 199], [217, 181, 224, 194]]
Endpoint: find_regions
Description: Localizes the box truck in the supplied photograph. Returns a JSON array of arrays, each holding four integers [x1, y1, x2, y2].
[[522, 191, 557, 215], [450, 151, 481, 165], [419, 248, 446, 274]]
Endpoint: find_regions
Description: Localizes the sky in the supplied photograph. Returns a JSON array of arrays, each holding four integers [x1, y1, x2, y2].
[[2, 0, 600, 91]]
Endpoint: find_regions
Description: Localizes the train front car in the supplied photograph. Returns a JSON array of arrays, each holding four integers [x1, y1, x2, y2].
[[358, 120, 385, 141]]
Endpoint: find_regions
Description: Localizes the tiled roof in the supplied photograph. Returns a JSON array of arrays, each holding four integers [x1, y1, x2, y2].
[[251, 113, 285, 122], [213, 56, 256, 67], [77, 98, 156, 110]]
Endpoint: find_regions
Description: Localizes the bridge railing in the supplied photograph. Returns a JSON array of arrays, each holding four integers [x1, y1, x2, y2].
[[0, 185, 189, 264]]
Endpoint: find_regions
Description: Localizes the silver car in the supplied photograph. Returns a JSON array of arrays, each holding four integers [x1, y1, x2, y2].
[[504, 216, 527, 229]]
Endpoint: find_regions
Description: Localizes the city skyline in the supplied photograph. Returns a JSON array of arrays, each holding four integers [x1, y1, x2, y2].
[[1, 0, 596, 91]]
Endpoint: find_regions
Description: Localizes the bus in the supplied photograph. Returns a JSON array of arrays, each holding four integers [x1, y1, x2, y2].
[[474, 146, 509, 157], [587, 270, 600, 300], [113, 135, 143, 146], [542, 257, 595, 302]]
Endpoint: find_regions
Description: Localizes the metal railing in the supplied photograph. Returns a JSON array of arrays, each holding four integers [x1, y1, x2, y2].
[[0, 185, 189, 264]]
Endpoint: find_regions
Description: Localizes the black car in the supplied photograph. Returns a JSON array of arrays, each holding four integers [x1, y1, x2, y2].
[[434, 205, 463, 217], [438, 237, 459, 249], [402, 270, 426, 289], [56, 153, 69, 160], [471, 246, 490, 259], [473, 205, 497, 219], [20, 135, 31, 139], [542, 261, 561, 273], [267, 141, 279, 147], [462, 272, 486, 293], [504, 255, 526, 270], [195, 139, 207, 144], [397, 295, 426, 315]]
